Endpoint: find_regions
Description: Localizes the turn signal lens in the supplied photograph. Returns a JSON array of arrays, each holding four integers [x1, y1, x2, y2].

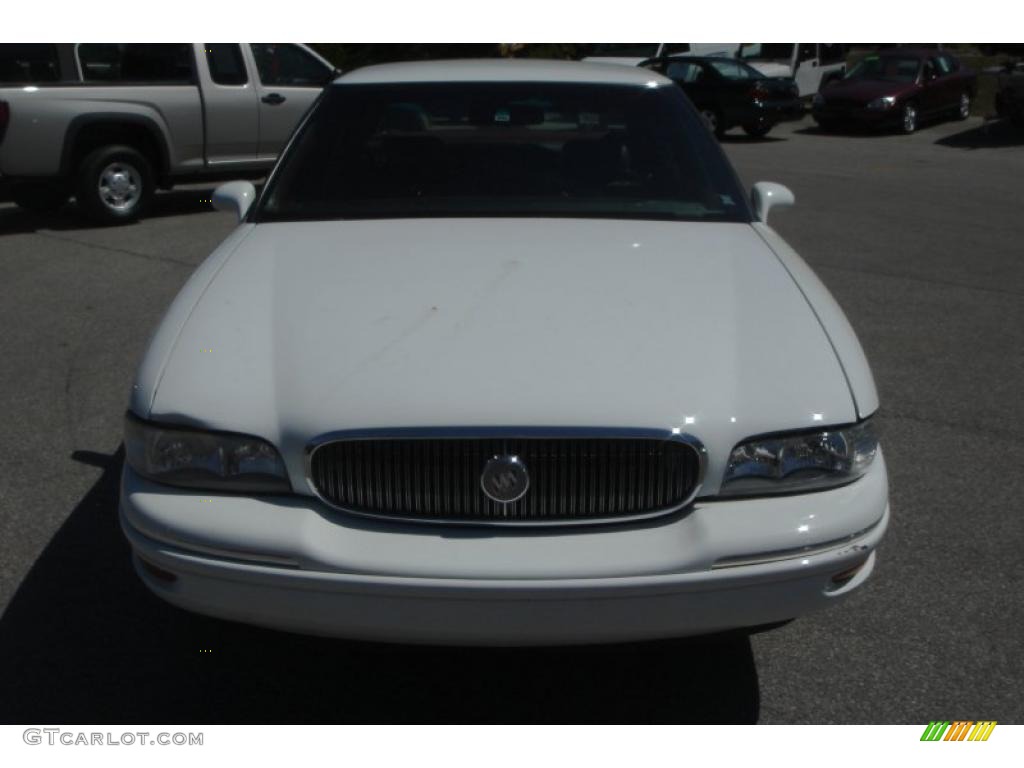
[[829, 557, 870, 589]]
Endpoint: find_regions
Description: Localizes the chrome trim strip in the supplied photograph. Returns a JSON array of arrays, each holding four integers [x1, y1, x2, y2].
[[303, 427, 707, 528], [711, 520, 882, 569]]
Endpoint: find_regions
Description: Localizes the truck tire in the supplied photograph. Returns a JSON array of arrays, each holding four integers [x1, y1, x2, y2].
[[76, 145, 155, 225], [11, 181, 70, 213]]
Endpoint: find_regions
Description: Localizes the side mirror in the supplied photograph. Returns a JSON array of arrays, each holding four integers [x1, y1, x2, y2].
[[751, 181, 795, 224], [212, 181, 256, 222]]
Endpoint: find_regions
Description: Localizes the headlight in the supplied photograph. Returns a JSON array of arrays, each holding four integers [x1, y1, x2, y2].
[[867, 96, 897, 110], [812, 93, 825, 107], [720, 420, 878, 497], [124, 413, 291, 492]]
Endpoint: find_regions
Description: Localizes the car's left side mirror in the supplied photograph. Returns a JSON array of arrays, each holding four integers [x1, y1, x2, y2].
[[212, 181, 257, 222], [751, 182, 795, 224]]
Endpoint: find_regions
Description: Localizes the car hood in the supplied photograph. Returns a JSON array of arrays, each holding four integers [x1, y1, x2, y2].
[[820, 78, 917, 103], [145, 219, 857, 490]]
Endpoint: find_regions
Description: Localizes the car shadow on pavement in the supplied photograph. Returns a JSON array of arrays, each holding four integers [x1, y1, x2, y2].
[[0, 449, 761, 724], [719, 134, 787, 144], [934, 119, 1024, 149], [793, 125, 896, 138], [0, 188, 224, 237]]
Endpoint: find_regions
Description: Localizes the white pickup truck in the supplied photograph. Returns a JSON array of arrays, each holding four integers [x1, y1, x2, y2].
[[0, 43, 335, 223], [736, 44, 848, 98], [583, 43, 740, 67]]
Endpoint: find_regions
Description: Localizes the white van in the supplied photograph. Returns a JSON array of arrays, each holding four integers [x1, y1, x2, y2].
[[583, 43, 739, 67], [737, 44, 847, 97]]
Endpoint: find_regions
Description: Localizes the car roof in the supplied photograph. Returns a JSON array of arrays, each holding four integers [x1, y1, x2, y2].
[[646, 55, 737, 63], [334, 58, 674, 87]]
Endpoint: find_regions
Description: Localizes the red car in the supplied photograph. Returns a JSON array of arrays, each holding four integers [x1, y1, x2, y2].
[[812, 48, 976, 134]]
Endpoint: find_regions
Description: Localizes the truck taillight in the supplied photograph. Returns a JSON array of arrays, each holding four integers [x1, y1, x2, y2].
[[0, 100, 9, 144]]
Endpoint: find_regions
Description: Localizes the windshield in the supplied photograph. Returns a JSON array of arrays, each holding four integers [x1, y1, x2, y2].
[[845, 55, 921, 83], [588, 44, 661, 58], [256, 82, 752, 224], [738, 44, 795, 62]]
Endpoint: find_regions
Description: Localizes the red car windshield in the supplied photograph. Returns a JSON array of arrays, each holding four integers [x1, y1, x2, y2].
[[846, 56, 920, 83]]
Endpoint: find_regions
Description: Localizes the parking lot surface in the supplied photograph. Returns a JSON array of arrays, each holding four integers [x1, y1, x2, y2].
[[0, 115, 1021, 723]]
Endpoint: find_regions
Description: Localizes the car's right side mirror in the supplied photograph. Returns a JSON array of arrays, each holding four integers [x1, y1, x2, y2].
[[212, 181, 257, 222], [751, 182, 795, 224]]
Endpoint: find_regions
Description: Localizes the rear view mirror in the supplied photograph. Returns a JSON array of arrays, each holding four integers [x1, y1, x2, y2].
[[751, 181, 795, 224], [212, 181, 257, 222]]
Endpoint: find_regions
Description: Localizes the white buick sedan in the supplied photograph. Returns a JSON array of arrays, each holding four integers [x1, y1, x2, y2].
[[120, 60, 889, 645]]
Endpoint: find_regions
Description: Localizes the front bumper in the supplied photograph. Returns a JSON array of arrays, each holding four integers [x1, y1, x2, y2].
[[120, 453, 889, 646]]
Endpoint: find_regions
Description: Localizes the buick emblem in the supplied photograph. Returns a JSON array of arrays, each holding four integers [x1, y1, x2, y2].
[[480, 455, 530, 503]]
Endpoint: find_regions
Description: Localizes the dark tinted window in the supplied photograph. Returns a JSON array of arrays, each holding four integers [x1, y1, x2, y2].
[[257, 82, 752, 224], [936, 54, 957, 75], [205, 43, 247, 85], [819, 44, 845, 65], [798, 44, 817, 61], [739, 44, 795, 61], [662, 44, 691, 55], [78, 44, 193, 83], [664, 61, 706, 83], [0, 44, 60, 83], [251, 43, 329, 86], [709, 60, 759, 81]]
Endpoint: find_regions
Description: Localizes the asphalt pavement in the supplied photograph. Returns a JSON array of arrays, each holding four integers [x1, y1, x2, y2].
[[0, 114, 1021, 723]]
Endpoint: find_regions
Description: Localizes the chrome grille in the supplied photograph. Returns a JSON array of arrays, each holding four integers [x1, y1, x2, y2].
[[307, 431, 704, 525]]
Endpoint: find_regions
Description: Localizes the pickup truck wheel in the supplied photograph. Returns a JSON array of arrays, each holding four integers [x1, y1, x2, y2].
[[76, 145, 154, 224], [11, 182, 70, 213]]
